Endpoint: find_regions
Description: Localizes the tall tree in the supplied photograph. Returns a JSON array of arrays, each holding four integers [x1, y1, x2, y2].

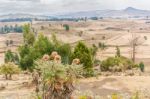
[[33, 33, 55, 58], [116, 46, 121, 57], [23, 24, 35, 45], [72, 42, 93, 69]]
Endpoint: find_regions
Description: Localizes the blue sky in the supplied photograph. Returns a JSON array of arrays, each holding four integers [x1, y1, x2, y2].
[[0, 0, 149, 15]]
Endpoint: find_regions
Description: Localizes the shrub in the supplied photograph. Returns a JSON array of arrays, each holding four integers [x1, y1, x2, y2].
[[131, 91, 139, 99], [5, 50, 19, 65], [111, 93, 122, 99], [18, 45, 36, 70], [83, 68, 96, 77], [63, 24, 70, 31], [34, 60, 83, 99], [139, 62, 144, 72], [101, 56, 135, 71], [98, 42, 107, 50], [57, 44, 72, 64], [116, 46, 121, 57], [19, 32, 73, 70], [23, 24, 35, 45], [72, 42, 93, 69], [0, 62, 20, 80], [33, 33, 55, 58]]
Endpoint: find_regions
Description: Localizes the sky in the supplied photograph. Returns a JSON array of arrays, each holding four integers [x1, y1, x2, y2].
[[0, 0, 150, 15]]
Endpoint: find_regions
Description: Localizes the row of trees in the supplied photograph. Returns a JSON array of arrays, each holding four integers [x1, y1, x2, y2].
[[0, 25, 23, 33]]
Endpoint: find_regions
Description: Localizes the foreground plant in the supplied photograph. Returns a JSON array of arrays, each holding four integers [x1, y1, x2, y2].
[[34, 59, 83, 99]]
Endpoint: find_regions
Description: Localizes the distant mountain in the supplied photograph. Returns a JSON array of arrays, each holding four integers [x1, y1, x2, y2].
[[58, 7, 150, 18], [0, 7, 150, 20], [0, 13, 53, 21]]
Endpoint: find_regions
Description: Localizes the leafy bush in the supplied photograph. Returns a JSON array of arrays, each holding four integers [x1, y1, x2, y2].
[[101, 56, 135, 71], [56, 43, 72, 64], [19, 31, 73, 70], [98, 42, 107, 50], [34, 60, 83, 99], [63, 24, 70, 31], [33, 33, 55, 58], [0, 62, 20, 80], [82, 68, 96, 77], [5, 50, 19, 64], [111, 93, 122, 99], [72, 42, 93, 69], [19, 45, 36, 70], [139, 62, 144, 72]]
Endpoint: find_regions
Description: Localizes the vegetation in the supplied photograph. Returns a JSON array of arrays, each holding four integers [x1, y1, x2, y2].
[[0, 62, 20, 80], [0, 18, 32, 22], [19, 45, 36, 70], [33, 33, 55, 58], [23, 24, 35, 45], [101, 56, 135, 71], [116, 46, 121, 57], [18, 24, 36, 70], [71, 42, 95, 77], [34, 56, 83, 99], [98, 42, 107, 50], [63, 24, 70, 31], [5, 50, 19, 64], [90, 17, 98, 20], [0, 25, 23, 33], [19, 25, 72, 70], [72, 42, 93, 69], [139, 62, 144, 72]]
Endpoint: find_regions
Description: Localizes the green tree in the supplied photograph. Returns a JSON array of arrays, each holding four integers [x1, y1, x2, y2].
[[51, 33, 72, 64], [57, 43, 72, 64], [23, 24, 35, 45], [72, 42, 93, 69], [18, 45, 36, 70], [63, 24, 70, 31], [91, 44, 98, 60], [116, 46, 121, 57], [139, 62, 144, 72], [5, 50, 19, 64], [5, 50, 14, 63], [33, 33, 55, 58], [0, 62, 20, 80], [18, 24, 36, 70]]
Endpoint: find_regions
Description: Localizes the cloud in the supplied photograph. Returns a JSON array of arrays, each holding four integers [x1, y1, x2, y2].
[[0, 0, 149, 15]]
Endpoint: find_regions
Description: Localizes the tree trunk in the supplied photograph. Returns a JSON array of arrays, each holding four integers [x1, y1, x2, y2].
[[5, 74, 8, 80]]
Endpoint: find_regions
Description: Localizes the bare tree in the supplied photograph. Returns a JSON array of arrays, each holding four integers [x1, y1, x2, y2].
[[129, 31, 146, 63]]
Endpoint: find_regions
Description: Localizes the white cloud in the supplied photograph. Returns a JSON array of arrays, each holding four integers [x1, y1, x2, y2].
[[0, 0, 149, 15]]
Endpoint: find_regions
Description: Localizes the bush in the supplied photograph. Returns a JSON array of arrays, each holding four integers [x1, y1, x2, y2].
[[116, 46, 121, 57], [139, 62, 144, 72], [82, 68, 96, 77], [57, 44, 72, 64], [63, 24, 70, 31], [34, 60, 83, 99], [18, 45, 36, 70], [19, 32, 73, 70], [5, 50, 19, 64], [33, 33, 55, 58], [0, 62, 20, 80], [101, 56, 135, 71], [72, 42, 93, 69]]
